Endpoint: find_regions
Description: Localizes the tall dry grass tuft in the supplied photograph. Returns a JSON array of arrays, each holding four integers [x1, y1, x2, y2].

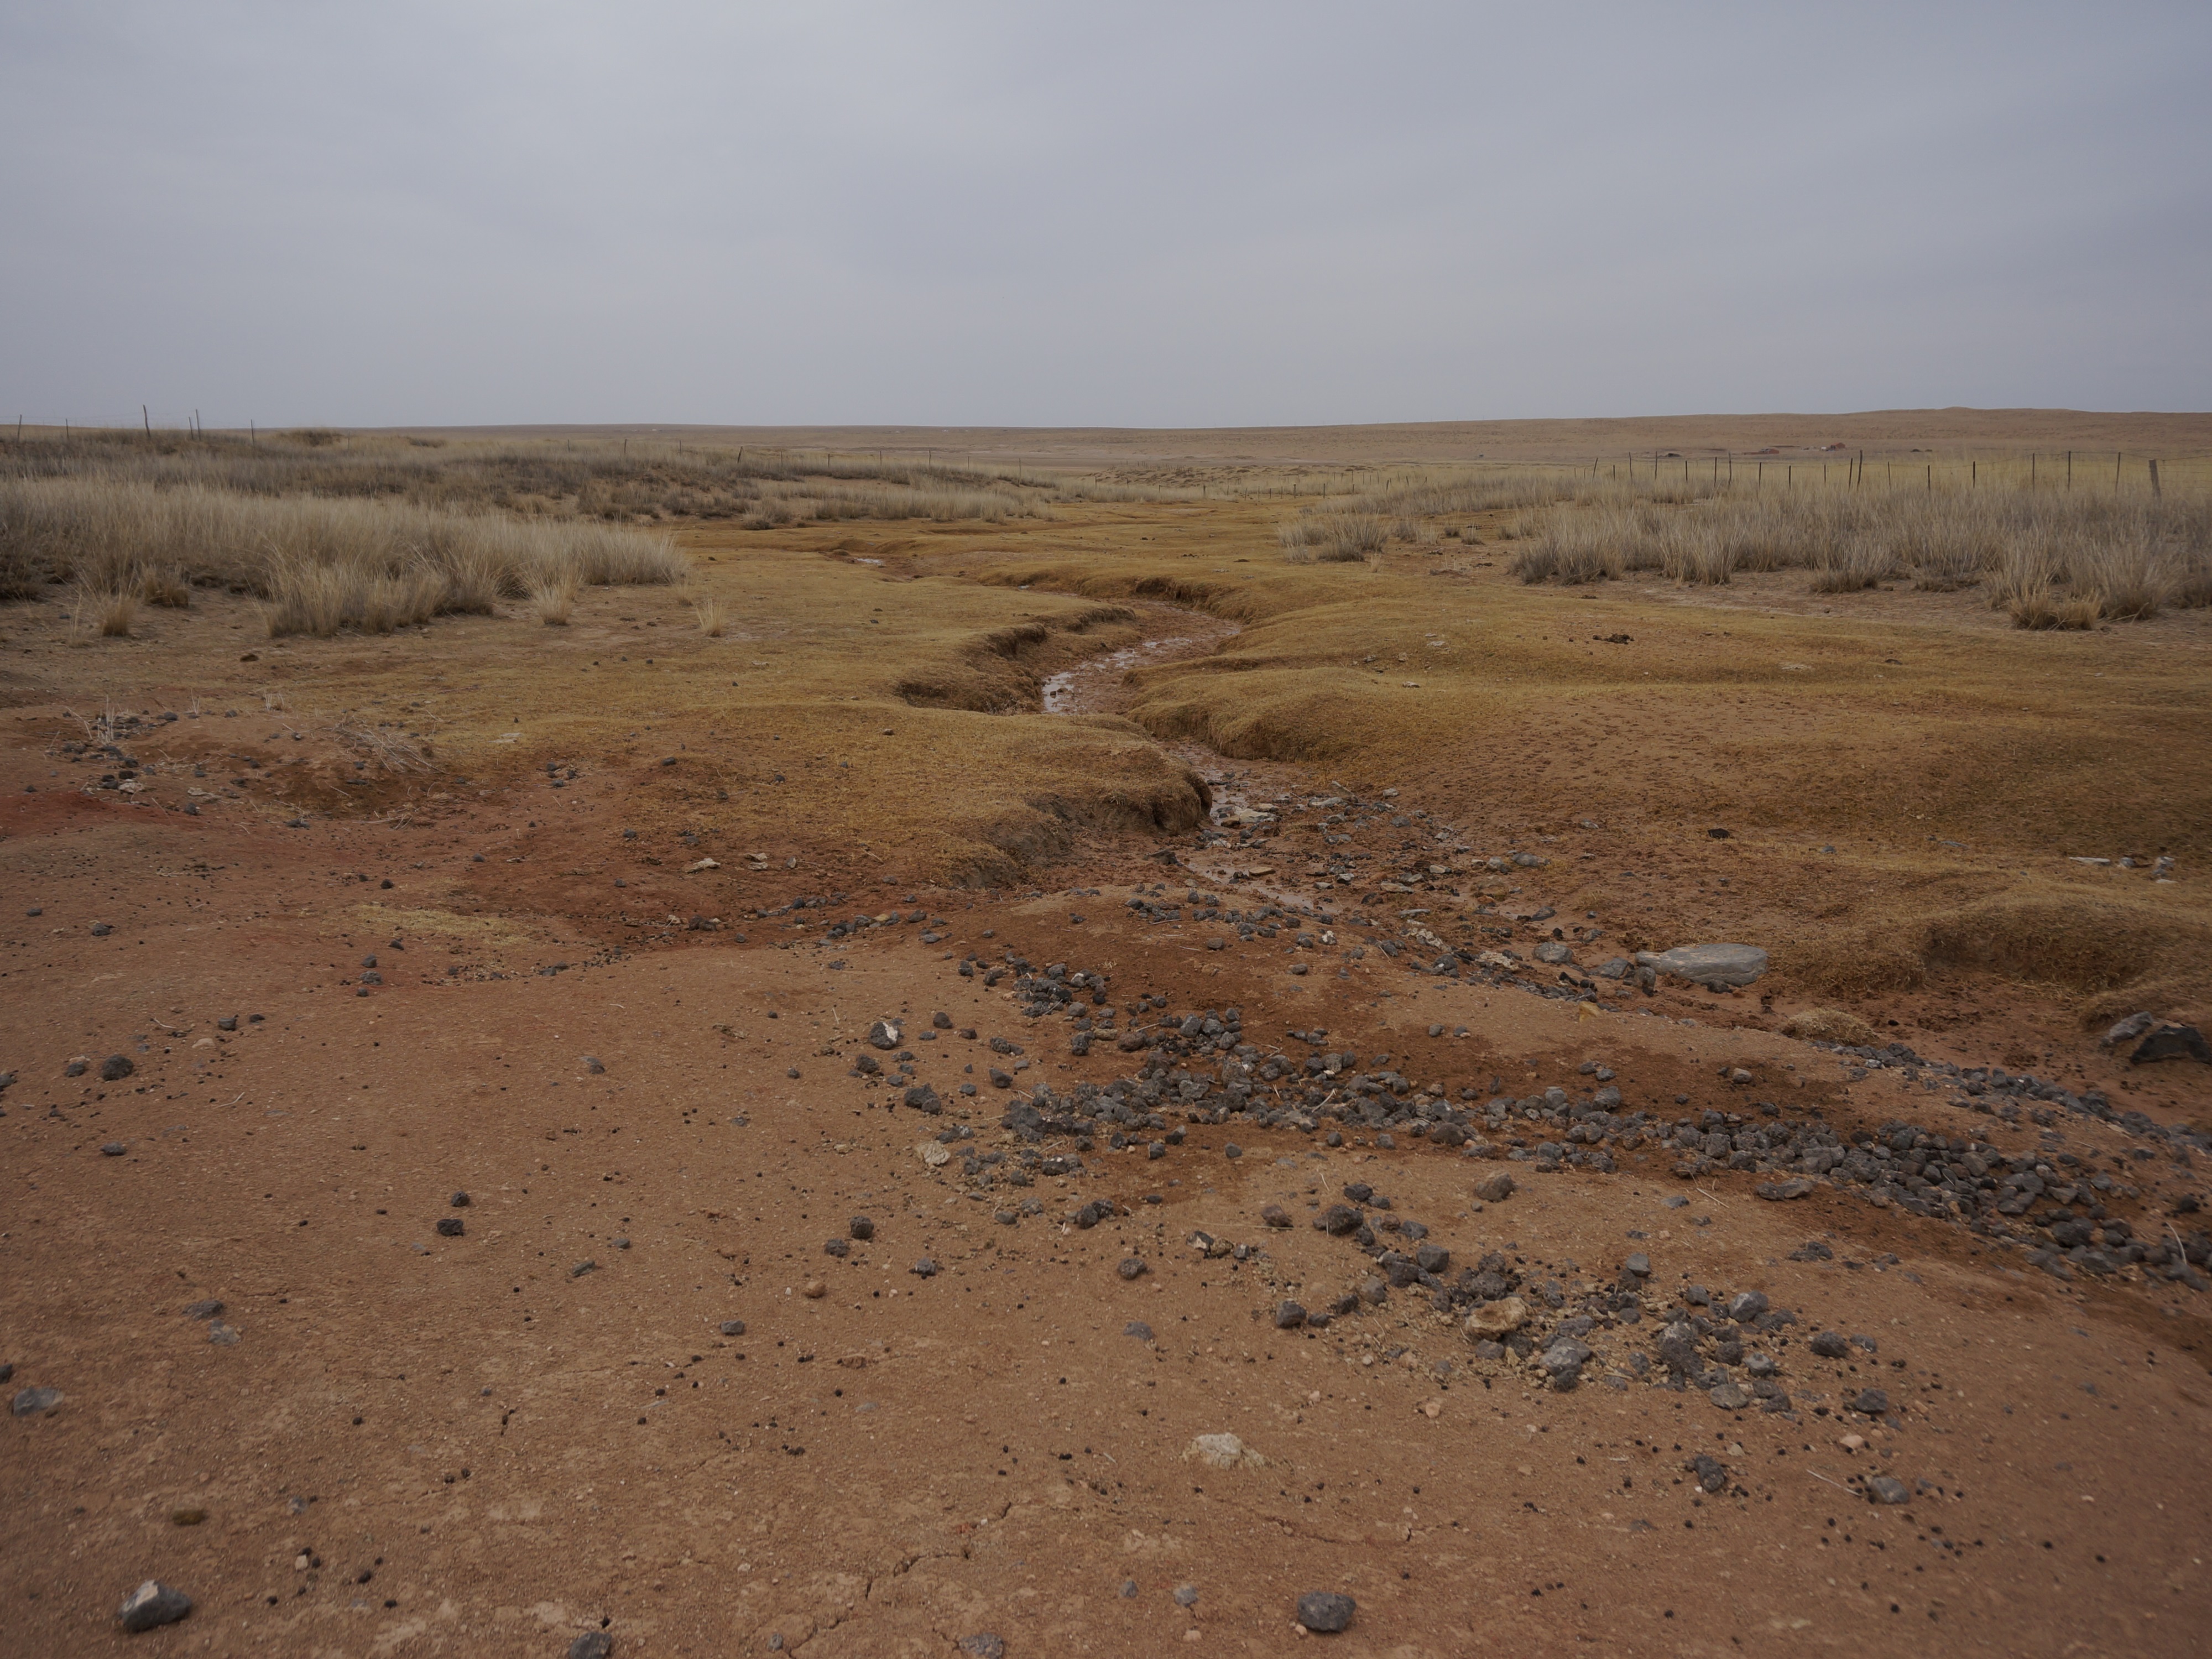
[[692, 595, 729, 637], [74, 585, 139, 638], [1277, 512, 1387, 563], [530, 572, 578, 627], [2083, 527, 2167, 620], [1512, 510, 1627, 583]]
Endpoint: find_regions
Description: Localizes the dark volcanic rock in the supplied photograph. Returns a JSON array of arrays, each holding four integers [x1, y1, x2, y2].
[[2132, 1023, 2211, 1066]]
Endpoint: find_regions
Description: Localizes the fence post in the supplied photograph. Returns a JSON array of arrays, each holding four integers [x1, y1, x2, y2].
[[2150, 458, 2162, 499], [2066, 451, 2072, 491]]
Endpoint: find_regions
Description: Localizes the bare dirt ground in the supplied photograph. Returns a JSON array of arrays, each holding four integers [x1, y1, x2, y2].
[[6, 421, 2212, 1657]]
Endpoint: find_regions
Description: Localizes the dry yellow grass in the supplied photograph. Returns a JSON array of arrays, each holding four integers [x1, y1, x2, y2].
[[1496, 479, 2210, 622], [530, 576, 578, 626], [1778, 1008, 1879, 1045], [1, 477, 685, 638], [72, 585, 138, 638]]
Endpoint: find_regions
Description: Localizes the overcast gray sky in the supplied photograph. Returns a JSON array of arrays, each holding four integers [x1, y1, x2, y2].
[[4, 2, 2207, 427]]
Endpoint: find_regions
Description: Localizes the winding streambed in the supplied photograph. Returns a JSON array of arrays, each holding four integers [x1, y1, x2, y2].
[[1039, 602, 1318, 906]]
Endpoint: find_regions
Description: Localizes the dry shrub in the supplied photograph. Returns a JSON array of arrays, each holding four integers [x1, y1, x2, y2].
[[693, 595, 729, 637]]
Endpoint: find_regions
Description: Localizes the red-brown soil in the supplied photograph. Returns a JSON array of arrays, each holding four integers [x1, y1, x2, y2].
[[5, 434, 2212, 1657]]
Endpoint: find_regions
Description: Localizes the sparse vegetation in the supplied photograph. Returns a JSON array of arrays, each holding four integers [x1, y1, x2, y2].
[[1491, 479, 2209, 623], [1268, 455, 2209, 626], [0, 425, 1210, 532], [0, 476, 685, 639]]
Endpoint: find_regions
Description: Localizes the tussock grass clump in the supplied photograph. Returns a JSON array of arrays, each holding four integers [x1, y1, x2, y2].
[[529, 574, 578, 627], [692, 595, 729, 637], [74, 585, 139, 638], [1278, 512, 1387, 563]]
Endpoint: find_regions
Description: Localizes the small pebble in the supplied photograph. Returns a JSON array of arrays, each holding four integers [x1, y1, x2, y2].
[[719, 1320, 746, 1337], [1173, 1584, 1199, 1608], [568, 1632, 614, 1659], [101, 1142, 127, 1157], [1117, 1257, 1149, 1281], [435, 1218, 465, 1238]]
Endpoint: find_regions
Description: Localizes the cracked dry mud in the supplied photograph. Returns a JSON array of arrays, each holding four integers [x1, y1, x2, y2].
[[4, 477, 2211, 1658]]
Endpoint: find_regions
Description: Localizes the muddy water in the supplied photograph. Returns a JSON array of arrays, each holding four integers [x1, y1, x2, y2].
[[1041, 601, 1332, 908]]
